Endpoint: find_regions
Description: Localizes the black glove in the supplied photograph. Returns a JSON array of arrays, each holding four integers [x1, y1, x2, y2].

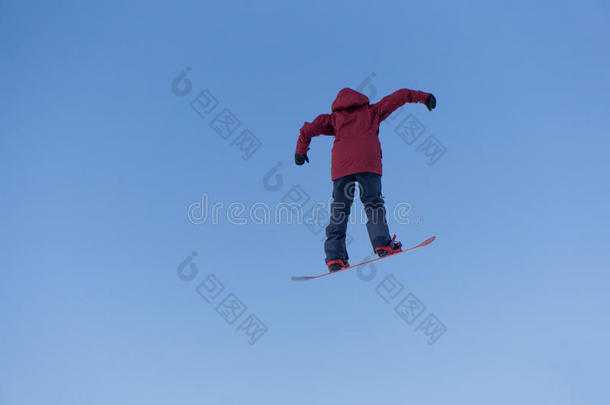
[[295, 153, 309, 166], [425, 94, 436, 111]]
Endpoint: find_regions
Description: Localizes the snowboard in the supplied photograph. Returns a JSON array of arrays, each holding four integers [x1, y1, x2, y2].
[[291, 236, 436, 282]]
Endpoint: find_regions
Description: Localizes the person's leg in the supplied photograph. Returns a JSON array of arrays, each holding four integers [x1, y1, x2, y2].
[[356, 172, 392, 250], [324, 175, 355, 263]]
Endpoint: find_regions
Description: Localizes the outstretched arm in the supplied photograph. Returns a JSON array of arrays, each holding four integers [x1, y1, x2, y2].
[[295, 113, 334, 156], [372, 89, 434, 122]]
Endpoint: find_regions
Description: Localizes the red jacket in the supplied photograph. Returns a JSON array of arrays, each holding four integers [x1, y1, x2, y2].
[[296, 87, 430, 180]]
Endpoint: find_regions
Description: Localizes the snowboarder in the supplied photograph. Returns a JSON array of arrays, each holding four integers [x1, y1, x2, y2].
[[295, 87, 436, 272]]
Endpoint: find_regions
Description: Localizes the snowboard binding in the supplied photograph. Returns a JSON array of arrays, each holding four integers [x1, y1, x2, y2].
[[327, 259, 349, 272], [375, 234, 403, 258]]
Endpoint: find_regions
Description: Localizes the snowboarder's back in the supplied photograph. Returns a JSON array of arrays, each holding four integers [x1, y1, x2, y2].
[[296, 87, 434, 180]]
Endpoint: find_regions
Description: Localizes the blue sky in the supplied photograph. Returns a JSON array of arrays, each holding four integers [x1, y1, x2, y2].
[[1, 0, 609, 404]]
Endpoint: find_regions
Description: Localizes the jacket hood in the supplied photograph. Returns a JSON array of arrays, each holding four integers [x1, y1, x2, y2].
[[331, 88, 370, 112]]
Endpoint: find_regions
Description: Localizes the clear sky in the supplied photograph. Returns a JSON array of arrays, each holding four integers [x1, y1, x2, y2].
[[1, 0, 609, 404]]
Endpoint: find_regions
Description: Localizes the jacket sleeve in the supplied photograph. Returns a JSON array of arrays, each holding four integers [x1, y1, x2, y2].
[[372, 89, 430, 122], [296, 114, 334, 154]]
